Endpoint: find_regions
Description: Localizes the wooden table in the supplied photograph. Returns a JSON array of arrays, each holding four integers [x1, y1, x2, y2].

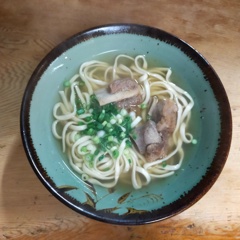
[[0, 0, 239, 239]]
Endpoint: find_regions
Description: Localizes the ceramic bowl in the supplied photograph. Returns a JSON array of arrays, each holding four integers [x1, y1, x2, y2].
[[20, 24, 232, 225]]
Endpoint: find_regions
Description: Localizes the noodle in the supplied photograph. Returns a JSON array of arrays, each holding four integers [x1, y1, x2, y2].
[[52, 54, 194, 189]]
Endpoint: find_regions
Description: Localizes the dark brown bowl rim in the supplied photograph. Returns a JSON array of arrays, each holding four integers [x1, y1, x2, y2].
[[20, 23, 232, 225]]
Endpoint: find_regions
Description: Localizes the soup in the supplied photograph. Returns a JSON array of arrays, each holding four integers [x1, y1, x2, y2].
[[52, 54, 195, 189]]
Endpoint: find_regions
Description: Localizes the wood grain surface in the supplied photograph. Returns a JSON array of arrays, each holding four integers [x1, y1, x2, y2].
[[0, 0, 240, 239]]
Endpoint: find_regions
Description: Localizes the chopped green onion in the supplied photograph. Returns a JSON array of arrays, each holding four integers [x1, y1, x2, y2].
[[87, 144, 96, 152], [129, 111, 136, 120], [97, 130, 105, 138], [74, 95, 137, 160], [106, 141, 115, 149], [110, 118, 117, 124], [75, 99, 82, 105], [118, 125, 126, 132], [125, 122, 132, 132], [96, 123, 104, 130], [81, 146, 88, 153], [103, 102, 118, 113], [126, 139, 132, 148], [87, 122, 95, 129], [104, 114, 111, 122], [102, 121, 107, 126], [90, 94, 97, 100], [84, 154, 94, 162], [120, 109, 128, 116], [124, 115, 132, 123], [87, 128, 95, 136], [99, 142, 107, 152], [93, 136, 100, 144], [120, 132, 126, 139], [94, 149, 100, 156], [192, 139, 197, 144], [77, 108, 85, 115], [92, 112, 98, 120], [116, 114, 122, 119], [140, 103, 147, 109], [162, 161, 167, 167], [110, 146, 117, 152], [112, 150, 119, 159], [63, 80, 70, 87], [131, 133, 137, 140], [85, 116, 92, 122], [108, 136, 114, 142], [147, 114, 151, 120], [107, 128, 114, 133], [98, 110, 105, 122], [98, 154, 105, 161], [118, 118, 123, 124]]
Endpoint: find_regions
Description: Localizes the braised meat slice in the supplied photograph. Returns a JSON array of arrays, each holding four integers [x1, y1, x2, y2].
[[144, 120, 161, 145], [132, 124, 146, 154], [148, 96, 163, 123], [145, 142, 167, 162], [156, 99, 178, 134], [109, 78, 138, 93], [132, 98, 178, 162], [116, 94, 143, 109], [132, 120, 166, 162], [94, 78, 142, 107]]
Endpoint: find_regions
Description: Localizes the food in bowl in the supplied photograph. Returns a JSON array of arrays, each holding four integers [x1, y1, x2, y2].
[[52, 54, 195, 189], [21, 24, 232, 225]]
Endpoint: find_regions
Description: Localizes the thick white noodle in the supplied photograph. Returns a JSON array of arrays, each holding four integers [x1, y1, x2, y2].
[[52, 54, 194, 189]]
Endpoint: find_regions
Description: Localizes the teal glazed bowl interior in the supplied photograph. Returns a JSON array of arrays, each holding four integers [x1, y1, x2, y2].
[[20, 24, 232, 225]]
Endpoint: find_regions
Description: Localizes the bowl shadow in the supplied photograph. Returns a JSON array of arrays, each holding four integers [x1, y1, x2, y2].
[[1, 135, 191, 239], [1, 135, 84, 236]]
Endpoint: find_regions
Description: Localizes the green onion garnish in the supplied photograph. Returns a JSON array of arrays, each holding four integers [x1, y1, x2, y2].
[[87, 128, 95, 136], [98, 154, 105, 161], [112, 150, 119, 159], [84, 154, 94, 162], [81, 146, 88, 153], [85, 116, 92, 122], [93, 136, 100, 144], [77, 108, 85, 115], [63, 80, 70, 87]]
